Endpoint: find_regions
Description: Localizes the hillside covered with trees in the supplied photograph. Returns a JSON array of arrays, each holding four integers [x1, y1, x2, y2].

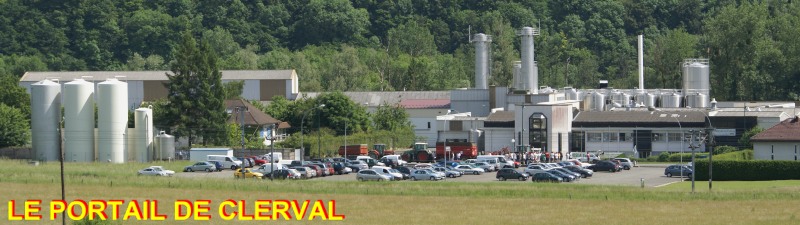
[[1, 0, 800, 102]]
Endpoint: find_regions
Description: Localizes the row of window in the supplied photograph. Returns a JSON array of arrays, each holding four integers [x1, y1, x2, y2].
[[586, 132, 688, 142]]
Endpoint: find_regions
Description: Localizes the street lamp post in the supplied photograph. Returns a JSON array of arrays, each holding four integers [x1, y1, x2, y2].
[[444, 109, 460, 169], [269, 123, 277, 180], [301, 104, 325, 165], [237, 106, 246, 170]]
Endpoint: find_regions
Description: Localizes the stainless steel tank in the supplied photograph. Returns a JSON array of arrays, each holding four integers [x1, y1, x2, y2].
[[155, 131, 175, 160], [611, 91, 632, 107], [682, 59, 710, 96], [686, 93, 709, 108], [592, 92, 606, 111], [582, 91, 594, 111], [660, 92, 682, 108]]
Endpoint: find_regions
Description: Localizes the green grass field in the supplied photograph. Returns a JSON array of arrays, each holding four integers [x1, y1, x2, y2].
[[1, 159, 799, 225]]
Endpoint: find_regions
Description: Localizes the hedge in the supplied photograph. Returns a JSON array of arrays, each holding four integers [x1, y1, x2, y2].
[[694, 160, 800, 181]]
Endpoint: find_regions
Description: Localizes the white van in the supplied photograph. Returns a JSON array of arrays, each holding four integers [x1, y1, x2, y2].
[[253, 163, 287, 175], [569, 152, 600, 163], [356, 156, 385, 167], [371, 166, 402, 180], [207, 155, 242, 170], [262, 153, 283, 163], [476, 155, 513, 168], [379, 155, 407, 166]]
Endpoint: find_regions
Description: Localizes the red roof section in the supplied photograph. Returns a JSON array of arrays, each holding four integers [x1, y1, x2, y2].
[[751, 117, 800, 142], [399, 99, 450, 109]]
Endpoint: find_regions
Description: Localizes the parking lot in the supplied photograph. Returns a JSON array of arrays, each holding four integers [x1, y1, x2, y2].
[[176, 163, 685, 188]]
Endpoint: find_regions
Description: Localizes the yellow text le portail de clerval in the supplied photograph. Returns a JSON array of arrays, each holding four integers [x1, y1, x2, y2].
[[7, 199, 345, 221]]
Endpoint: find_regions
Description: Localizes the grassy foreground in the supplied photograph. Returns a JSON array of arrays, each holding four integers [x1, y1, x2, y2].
[[1, 159, 799, 225]]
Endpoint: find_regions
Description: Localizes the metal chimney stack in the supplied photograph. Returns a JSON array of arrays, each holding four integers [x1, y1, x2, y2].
[[518, 27, 540, 94], [473, 33, 491, 89]]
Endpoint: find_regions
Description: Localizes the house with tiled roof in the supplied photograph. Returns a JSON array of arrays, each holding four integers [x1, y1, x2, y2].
[[751, 116, 800, 161]]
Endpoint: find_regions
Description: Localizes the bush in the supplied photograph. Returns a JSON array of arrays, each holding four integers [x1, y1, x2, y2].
[[713, 145, 739, 155], [713, 150, 754, 161], [616, 153, 628, 158], [695, 160, 800, 181], [657, 152, 670, 162]]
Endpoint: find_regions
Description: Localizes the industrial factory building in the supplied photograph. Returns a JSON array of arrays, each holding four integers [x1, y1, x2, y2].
[[22, 25, 800, 162]]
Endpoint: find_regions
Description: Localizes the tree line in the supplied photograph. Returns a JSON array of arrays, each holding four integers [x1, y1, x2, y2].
[[2, 1, 799, 101]]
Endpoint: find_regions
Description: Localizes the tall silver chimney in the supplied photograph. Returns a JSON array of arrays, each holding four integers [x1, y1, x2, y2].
[[473, 33, 491, 89], [518, 27, 539, 93]]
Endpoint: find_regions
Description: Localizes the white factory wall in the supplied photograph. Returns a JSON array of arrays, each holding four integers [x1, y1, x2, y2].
[[754, 142, 800, 161]]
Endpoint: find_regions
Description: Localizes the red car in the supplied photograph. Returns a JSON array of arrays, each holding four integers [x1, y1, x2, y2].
[[307, 165, 326, 177], [247, 156, 266, 165]]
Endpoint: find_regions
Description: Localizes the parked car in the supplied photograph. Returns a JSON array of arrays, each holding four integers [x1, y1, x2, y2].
[[496, 168, 529, 181], [346, 160, 369, 172], [588, 160, 621, 172], [532, 172, 563, 183], [547, 170, 577, 182], [307, 165, 326, 177], [553, 168, 582, 181], [410, 169, 444, 181], [263, 169, 289, 180], [454, 165, 484, 175], [248, 156, 266, 165], [138, 166, 175, 176], [523, 164, 551, 176], [613, 158, 635, 170], [472, 162, 494, 172], [390, 169, 409, 180], [207, 160, 224, 172], [356, 169, 391, 181], [395, 166, 413, 176], [563, 165, 593, 178], [292, 166, 314, 179], [432, 167, 461, 178], [183, 161, 216, 172], [286, 169, 302, 179], [234, 168, 263, 179], [664, 165, 693, 177]]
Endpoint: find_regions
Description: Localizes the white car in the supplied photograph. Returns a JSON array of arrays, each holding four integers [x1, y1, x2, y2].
[[138, 166, 175, 176], [613, 158, 635, 170], [286, 169, 302, 179], [523, 164, 551, 176], [454, 165, 484, 175], [472, 162, 494, 172]]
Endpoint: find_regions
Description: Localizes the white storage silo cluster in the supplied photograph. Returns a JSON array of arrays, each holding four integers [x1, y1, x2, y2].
[[97, 79, 128, 163], [30, 80, 61, 161], [63, 79, 95, 162], [133, 107, 153, 162]]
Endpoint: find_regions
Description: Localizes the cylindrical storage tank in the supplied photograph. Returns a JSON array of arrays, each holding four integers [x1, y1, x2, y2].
[[682, 59, 710, 96], [97, 79, 128, 163], [592, 92, 606, 111], [473, 33, 491, 89], [581, 91, 595, 111], [686, 93, 709, 108], [133, 107, 153, 162], [660, 92, 682, 108], [611, 91, 632, 107], [635, 92, 658, 108], [64, 79, 95, 162], [31, 80, 62, 161], [565, 87, 578, 100], [156, 131, 175, 160]]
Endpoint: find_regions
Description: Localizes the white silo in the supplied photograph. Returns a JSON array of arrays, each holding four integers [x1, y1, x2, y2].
[[31, 80, 61, 161], [473, 33, 491, 89], [156, 131, 175, 160], [64, 79, 95, 162], [97, 79, 128, 163], [133, 107, 153, 162]]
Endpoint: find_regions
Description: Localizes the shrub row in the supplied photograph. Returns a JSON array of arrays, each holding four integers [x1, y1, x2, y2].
[[694, 160, 800, 181]]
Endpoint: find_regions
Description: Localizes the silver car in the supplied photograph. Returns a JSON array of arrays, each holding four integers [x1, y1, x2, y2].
[[183, 161, 217, 172], [454, 165, 484, 175], [356, 169, 391, 181], [473, 162, 494, 172], [410, 169, 444, 181]]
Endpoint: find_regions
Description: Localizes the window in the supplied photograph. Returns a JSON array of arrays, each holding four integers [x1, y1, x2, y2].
[[652, 133, 664, 142], [427, 122, 431, 129], [603, 132, 619, 142], [668, 133, 683, 142], [587, 133, 602, 142]]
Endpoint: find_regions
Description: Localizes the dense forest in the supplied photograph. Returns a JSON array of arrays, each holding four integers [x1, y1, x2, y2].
[[1, 0, 800, 101]]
